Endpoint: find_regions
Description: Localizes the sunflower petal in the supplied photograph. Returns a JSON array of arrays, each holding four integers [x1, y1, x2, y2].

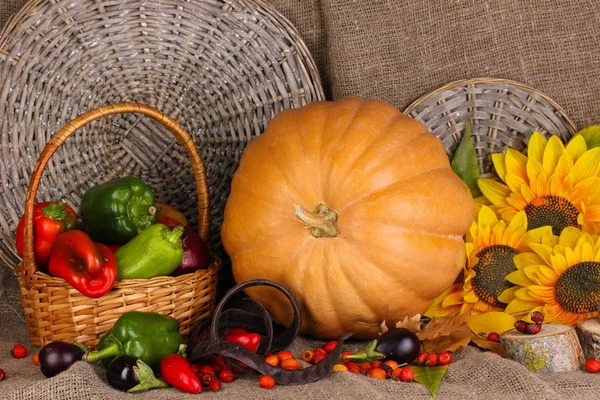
[[527, 132, 548, 163], [543, 136, 566, 176], [565, 134, 588, 162], [504, 296, 540, 314], [559, 226, 583, 248], [478, 179, 511, 206], [505, 148, 529, 181], [527, 159, 546, 193], [573, 147, 600, 181], [513, 252, 546, 269], [492, 153, 507, 181], [466, 312, 517, 336], [505, 269, 534, 286], [498, 286, 520, 303]]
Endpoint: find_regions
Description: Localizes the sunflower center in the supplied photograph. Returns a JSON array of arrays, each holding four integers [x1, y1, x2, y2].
[[472, 245, 519, 306], [524, 195, 580, 235], [555, 262, 600, 314]]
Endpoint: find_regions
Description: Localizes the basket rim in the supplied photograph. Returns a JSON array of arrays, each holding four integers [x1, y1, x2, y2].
[[403, 77, 578, 133]]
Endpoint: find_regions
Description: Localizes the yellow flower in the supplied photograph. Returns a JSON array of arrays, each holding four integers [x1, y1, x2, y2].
[[478, 132, 600, 235], [500, 227, 600, 325], [425, 206, 551, 318]]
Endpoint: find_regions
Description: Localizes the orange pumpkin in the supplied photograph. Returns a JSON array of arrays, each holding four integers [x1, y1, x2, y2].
[[221, 97, 474, 340]]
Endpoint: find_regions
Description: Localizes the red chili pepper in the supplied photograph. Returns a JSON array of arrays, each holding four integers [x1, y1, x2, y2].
[[223, 328, 261, 353], [160, 354, 202, 394], [15, 201, 77, 271], [48, 230, 117, 298]]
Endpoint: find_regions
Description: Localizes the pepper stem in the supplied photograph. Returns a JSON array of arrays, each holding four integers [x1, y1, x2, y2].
[[161, 225, 184, 249], [128, 359, 168, 393], [42, 202, 67, 220], [128, 198, 157, 225], [84, 343, 122, 364], [294, 203, 340, 238]]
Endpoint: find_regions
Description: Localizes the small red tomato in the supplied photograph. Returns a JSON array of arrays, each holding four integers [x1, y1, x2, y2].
[[398, 367, 415, 382], [416, 352, 428, 365], [0, 369, 5, 381], [11, 344, 27, 359]]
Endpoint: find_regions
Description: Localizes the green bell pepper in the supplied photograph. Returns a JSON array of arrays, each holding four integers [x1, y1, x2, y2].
[[115, 224, 184, 280], [80, 176, 158, 245], [85, 311, 184, 370]]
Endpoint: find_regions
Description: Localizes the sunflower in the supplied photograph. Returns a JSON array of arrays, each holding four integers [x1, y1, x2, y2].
[[500, 227, 600, 325], [425, 205, 551, 318], [478, 132, 600, 236]]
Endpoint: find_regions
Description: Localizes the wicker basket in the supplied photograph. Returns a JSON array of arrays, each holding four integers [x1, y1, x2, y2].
[[15, 103, 221, 348], [403, 78, 578, 178]]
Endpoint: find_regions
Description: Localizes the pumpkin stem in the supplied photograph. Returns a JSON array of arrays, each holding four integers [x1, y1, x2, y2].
[[294, 203, 340, 238]]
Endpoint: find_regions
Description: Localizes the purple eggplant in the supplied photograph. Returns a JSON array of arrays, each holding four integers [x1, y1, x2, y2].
[[39, 341, 85, 378], [170, 227, 210, 276], [106, 355, 167, 393]]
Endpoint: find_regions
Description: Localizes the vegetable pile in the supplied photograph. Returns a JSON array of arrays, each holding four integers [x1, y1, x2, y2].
[[15, 176, 211, 298]]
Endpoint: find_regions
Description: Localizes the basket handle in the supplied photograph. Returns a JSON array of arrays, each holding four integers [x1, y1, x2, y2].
[[19, 102, 211, 286]]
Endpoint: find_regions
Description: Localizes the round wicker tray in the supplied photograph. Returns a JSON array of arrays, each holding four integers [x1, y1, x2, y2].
[[0, 0, 324, 268], [403, 78, 577, 178]]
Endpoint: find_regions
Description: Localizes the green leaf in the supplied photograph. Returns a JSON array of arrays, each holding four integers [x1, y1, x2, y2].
[[412, 365, 449, 397], [451, 122, 481, 198], [574, 125, 600, 149]]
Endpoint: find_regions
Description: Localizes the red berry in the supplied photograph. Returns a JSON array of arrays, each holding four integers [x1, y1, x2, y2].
[[314, 348, 327, 357], [438, 351, 452, 366], [359, 363, 373, 374], [526, 323, 542, 335], [425, 353, 438, 367], [277, 351, 294, 361], [368, 367, 387, 379], [371, 360, 383, 368], [265, 355, 280, 367], [0, 369, 4, 381], [200, 373, 214, 386], [585, 359, 600, 373], [383, 360, 399, 370], [219, 369, 235, 383], [380, 364, 393, 377], [323, 341, 337, 354], [531, 311, 544, 325], [398, 367, 415, 382], [209, 355, 225, 368], [341, 351, 353, 363], [280, 358, 301, 371], [209, 379, 222, 392], [301, 350, 314, 363], [416, 352, 428, 365], [514, 320, 528, 333], [311, 353, 326, 365], [10, 344, 27, 359], [190, 364, 201, 375], [258, 375, 276, 389], [345, 362, 359, 370], [487, 332, 500, 342], [199, 365, 216, 377], [348, 366, 362, 374]]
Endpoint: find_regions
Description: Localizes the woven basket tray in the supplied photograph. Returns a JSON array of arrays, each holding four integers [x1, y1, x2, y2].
[[403, 78, 578, 178], [0, 0, 323, 267], [16, 103, 220, 347]]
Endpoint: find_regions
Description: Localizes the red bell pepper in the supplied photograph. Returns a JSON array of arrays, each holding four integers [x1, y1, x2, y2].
[[160, 354, 202, 394], [224, 328, 261, 353], [48, 230, 117, 298], [15, 201, 77, 271]]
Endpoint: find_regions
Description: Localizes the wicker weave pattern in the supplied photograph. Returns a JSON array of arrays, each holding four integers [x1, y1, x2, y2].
[[0, 0, 324, 268], [404, 78, 577, 178]]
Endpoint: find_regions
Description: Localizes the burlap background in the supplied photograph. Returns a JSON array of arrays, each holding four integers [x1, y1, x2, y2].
[[2, 0, 600, 398]]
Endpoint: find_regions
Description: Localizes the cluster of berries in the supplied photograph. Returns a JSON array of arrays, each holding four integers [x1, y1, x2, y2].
[[342, 358, 415, 382], [415, 351, 453, 367], [514, 311, 544, 334], [189, 355, 238, 392]]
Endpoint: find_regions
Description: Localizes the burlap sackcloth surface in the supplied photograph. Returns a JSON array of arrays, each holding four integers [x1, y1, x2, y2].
[[2, 0, 600, 399]]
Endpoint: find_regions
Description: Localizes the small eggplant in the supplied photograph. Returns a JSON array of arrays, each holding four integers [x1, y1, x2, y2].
[[170, 227, 210, 276], [39, 341, 85, 378], [375, 328, 421, 364], [106, 355, 167, 393]]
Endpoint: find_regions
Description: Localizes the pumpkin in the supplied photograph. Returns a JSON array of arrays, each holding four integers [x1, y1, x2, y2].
[[221, 97, 475, 340]]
